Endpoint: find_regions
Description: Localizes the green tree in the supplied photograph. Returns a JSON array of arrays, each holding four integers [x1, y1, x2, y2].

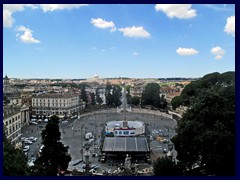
[[153, 156, 181, 176], [159, 95, 167, 109], [126, 85, 132, 104], [131, 96, 140, 106], [3, 133, 29, 176], [105, 83, 113, 107], [32, 115, 71, 175], [142, 83, 160, 108], [90, 92, 96, 106], [96, 88, 103, 105], [112, 85, 122, 107], [80, 84, 88, 106], [171, 85, 235, 175], [171, 71, 235, 110]]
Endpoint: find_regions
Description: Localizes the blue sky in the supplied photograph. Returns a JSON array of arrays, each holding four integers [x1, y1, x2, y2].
[[3, 4, 235, 79]]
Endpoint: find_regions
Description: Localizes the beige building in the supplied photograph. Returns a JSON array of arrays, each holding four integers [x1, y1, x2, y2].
[[3, 106, 22, 146], [31, 93, 85, 118]]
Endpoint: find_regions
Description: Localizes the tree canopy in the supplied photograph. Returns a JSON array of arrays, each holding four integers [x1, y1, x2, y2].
[[171, 71, 235, 175], [105, 83, 122, 107], [153, 157, 182, 176], [142, 83, 160, 108], [3, 133, 29, 176], [171, 71, 235, 110], [31, 115, 71, 175]]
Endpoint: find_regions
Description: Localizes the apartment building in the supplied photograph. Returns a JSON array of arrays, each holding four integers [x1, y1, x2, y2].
[[3, 106, 22, 146], [31, 93, 85, 118]]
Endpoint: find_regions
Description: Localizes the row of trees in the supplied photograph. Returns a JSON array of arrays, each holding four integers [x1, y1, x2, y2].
[[56, 81, 168, 110]]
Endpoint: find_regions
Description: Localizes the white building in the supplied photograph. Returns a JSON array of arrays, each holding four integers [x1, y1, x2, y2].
[[31, 93, 85, 118]]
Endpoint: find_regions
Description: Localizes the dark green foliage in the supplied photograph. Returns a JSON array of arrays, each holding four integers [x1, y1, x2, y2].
[[105, 83, 122, 107], [112, 85, 122, 107], [80, 84, 88, 105], [159, 95, 167, 109], [153, 157, 181, 176], [96, 88, 103, 105], [171, 83, 235, 175], [90, 92, 96, 105], [105, 83, 113, 107], [142, 83, 160, 108], [3, 95, 10, 105], [131, 96, 140, 106], [171, 71, 235, 109], [31, 115, 71, 175], [126, 85, 132, 105], [3, 133, 29, 176]]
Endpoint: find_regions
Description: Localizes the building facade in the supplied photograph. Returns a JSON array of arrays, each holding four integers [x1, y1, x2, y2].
[[31, 93, 85, 118], [3, 106, 22, 146]]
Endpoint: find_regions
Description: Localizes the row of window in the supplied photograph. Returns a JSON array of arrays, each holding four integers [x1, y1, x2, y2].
[[33, 98, 78, 103], [114, 130, 135, 135], [6, 123, 21, 135], [4, 115, 21, 126]]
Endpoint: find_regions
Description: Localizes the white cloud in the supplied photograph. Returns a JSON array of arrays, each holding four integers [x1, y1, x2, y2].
[[133, 52, 139, 56], [155, 4, 196, 19], [3, 4, 88, 27], [210, 46, 225, 55], [39, 4, 89, 12], [118, 26, 150, 38], [210, 46, 225, 59], [215, 55, 223, 60], [176, 47, 199, 56], [91, 18, 116, 32], [16, 25, 40, 44], [3, 4, 37, 28], [224, 16, 235, 37]]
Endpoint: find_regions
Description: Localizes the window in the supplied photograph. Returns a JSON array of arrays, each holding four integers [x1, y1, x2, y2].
[[123, 131, 129, 135], [18, 115, 20, 119], [118, 131, 122, 135], [6, 121, 8, 126], [115, 131, 118, 135]]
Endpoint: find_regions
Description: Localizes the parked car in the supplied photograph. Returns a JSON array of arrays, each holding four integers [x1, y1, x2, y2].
[[85, 132, 93, 140], [28, 137, 37, 142], [30, 122, 38, 125], [24, 140, 33, 145], [22, 146, 30, 152], [43, 119, 48, 123], [21, 137, 27, 141], [38, 145, 45, 154], [37, 119, 42, 123], [62, 120, 68, 124]]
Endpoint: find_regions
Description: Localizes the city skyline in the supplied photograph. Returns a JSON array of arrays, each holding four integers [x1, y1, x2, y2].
[[3, 4, 235, 79]]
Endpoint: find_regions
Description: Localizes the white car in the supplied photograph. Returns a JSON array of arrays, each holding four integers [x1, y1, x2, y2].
[[43, 119, 48, 123], [31, 122, 38, 125], [22, 146, 30, 152], [24, 140, 33, 145], [28, 137, 37, 142]]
